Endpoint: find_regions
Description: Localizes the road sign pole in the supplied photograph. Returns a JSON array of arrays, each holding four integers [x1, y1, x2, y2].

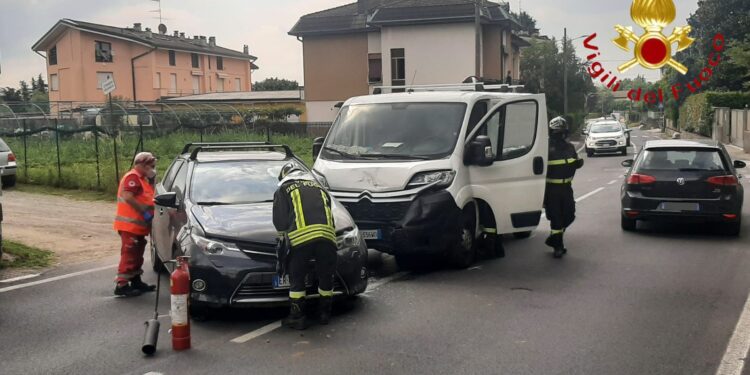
[[110, 93, 120, 183]]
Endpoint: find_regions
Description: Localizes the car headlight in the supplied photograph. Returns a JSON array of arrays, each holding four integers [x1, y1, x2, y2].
[[190, 233, 240, 255], [312, 169, 330, 189], [407, 170, 456, 189], [337, 227, 361, 249]]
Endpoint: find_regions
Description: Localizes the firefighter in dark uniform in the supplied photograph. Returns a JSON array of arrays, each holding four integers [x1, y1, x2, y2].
[[273, 163, 337, 330], [544, 116, 584, 258]]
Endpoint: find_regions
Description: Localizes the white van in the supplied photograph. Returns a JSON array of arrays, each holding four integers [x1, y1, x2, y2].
[[310, 85, 549, 268]]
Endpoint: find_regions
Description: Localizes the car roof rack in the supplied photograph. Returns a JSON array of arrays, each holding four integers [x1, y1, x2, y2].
[[181, 142, 269, 155], [372, 81, 525, 95], [189, 144, 293, 161]]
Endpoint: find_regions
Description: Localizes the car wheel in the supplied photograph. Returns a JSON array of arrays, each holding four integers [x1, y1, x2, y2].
[[189, 303, 212, 322], [586, 148, 594, 157], [621, 147, 628, 156], [723, 218, 741, 236], [1, 175, 16, 188], [513, 231, 532, 239], [621, 215, 637, 231], [150, 240, 165, 273], [448, 213, 476, 269]]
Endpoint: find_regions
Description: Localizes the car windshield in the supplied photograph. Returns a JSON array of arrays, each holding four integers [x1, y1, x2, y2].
[[0, 138, 10, 152], [636, 149, 727, 171], [190, 160, 304, 205], [590, 123, 622, 133], [322, 102, 467, 160]]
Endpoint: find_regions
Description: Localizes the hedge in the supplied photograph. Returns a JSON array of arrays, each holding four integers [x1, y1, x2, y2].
[[678, 92, 750, 137]]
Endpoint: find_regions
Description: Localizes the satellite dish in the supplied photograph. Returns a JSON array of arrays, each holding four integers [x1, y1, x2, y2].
[[158, 24, 167, 35]]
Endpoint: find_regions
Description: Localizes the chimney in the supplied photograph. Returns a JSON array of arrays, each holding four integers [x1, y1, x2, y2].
[[180, 32, 186, 38], [358, 0, 369, 14], [133, 23, 142, 31], [209, 36, 216, 47], [173, 30, 179, 37], [243, 45, 249, 55], [200, 36, 207, 45], [145, 28, 152, 38]]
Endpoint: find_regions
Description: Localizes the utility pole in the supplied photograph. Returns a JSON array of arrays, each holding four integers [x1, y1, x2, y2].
[[563, 27, 568, 115], [474, 0, 482, 78]]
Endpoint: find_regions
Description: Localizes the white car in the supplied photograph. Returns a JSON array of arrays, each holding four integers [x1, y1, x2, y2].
[[310, 86, 548, 268], [585, 121, 629, 156]]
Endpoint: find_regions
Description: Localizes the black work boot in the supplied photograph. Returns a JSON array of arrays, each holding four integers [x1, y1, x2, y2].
[[282, 298, 309, 330], [318, 296, 333, 325], [553, 247, 567, 258], [114, 283, 142, 297], [131, 276, 156, 293]]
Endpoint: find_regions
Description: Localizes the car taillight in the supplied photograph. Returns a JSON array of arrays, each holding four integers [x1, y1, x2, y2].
[[8, 153, 15, 162], [627, 174, 656, 185], [707, 175, 738, 186]]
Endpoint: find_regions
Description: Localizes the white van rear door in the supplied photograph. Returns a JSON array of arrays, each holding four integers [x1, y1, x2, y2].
[[465, 95, 548, 234]]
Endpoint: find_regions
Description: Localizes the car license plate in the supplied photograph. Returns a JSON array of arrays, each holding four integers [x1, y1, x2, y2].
[[659, 202, 700, 212], [272, 274, 290, 289], [360, 229, 382, 240]]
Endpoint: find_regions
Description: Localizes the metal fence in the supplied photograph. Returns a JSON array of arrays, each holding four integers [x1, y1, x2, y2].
[[0, 101, 331, 193]]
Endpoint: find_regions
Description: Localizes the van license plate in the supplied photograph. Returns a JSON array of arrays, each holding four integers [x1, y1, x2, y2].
[[659, 202, 700, 211], [360, 230, 382, 240], [273, 274, 290, 289]]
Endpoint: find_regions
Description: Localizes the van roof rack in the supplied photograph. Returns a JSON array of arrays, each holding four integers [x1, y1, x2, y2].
[[189, 144, 293, 161], [181, 142, 269, 155], [371, 82, 525, 95]]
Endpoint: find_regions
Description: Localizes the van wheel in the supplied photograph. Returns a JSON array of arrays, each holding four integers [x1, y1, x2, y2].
[[448, 214, 476, 269], [513, 231, 532, 239], [621, 216, 637, 231], [150, 241, 165, 273]]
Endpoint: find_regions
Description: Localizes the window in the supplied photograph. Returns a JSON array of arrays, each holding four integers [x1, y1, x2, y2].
[[96, 72, 113, 90], [50, 74, 59, 91], [192, 76, 201, 94], [216, 56, 224, 70], [477, 100, 538, 161], [235, 78, 241, 92], [168, 50, 176, 66], [154, 72, 161, 89], [95, 41, 112, 62], [170, 73, 177, 93], [637, 149, 728, 171], [49, 46, 58, 66], [217, 78, 224, 92], [191, 160, 303, 205], [208, 56, 212, 70], [172, 162, 189, 199], [368, 53, 382, 83], [391, 48, 405, 88], [161, 160, 184, 191], [191, 53, 200, 68]]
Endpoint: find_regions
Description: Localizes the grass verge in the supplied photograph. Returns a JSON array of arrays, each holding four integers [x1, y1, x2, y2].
[[1, 240, 55, 269], [12, 184, 114, 202]]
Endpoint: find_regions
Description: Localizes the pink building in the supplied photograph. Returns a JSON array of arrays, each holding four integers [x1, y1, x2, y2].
[[32, 19, 258, 102]]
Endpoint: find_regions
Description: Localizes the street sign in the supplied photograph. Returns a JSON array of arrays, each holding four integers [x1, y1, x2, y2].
[[102, 75, 116, 95]]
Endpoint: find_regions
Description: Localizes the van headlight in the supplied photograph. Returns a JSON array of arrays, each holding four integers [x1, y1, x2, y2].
[[407, 170, 456, 189], [191, 233, 240, 255], [337, 227, 361, 249], [312, 170, 330, 189]]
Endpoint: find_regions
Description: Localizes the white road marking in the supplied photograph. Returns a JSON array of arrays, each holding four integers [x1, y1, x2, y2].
[[0, 273, 41, 283], [608, 180, 618, 185], [0, 264, 116, 294], [716, 292, 750, 375], [577, 145, 585, 154], [230, 271, 409, 344], [575, 187, 605, 203], [727, 144, 744, 151]]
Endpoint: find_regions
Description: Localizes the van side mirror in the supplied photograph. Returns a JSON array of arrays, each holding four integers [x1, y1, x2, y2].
[[621, 159, 634, 168], [154, 192, 178, 209], [465, 135, 494, 166], [734, 160, 747, 169], [312, 137, 325, 160]]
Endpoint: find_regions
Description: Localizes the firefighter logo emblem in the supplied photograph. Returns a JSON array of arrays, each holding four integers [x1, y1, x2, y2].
[[613, 0, 694, 74]]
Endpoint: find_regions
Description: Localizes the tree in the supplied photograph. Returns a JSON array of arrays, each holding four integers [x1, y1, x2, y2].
[[0, 87, 22, 102], [511, 11, 538, 35], [31, 77, 38, 92], [19, 80, 31, 102], [36, 74, 47, 93], [252, 77, 300, 91], [725, 37, 750, 89], [31, 91, 50, 112]]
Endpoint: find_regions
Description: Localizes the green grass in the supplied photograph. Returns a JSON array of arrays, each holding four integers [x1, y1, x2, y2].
[[1, 240, 55, 269], [6, 130, 315, 195], [13, 183, 114, 202]]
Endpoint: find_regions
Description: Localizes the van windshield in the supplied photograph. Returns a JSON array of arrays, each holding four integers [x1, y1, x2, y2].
[[322, 102, 467, 161], [590, 123, 622, 134]]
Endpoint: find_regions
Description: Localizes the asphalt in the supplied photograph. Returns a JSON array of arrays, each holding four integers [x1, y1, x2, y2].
[[1, 129, 749, 375]]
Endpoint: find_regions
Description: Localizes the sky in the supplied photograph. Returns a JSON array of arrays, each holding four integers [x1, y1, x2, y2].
[[0, 0, 700, 89]]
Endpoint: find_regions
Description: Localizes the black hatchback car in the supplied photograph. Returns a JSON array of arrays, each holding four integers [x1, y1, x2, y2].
[[150, 143, 368, 313], [620, 140, 745, 235]]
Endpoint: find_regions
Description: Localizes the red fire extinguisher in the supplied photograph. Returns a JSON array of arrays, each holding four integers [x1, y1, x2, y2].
[[170, 256, 191, 351]]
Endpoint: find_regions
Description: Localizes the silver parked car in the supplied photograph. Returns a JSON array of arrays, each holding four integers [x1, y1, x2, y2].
[[0, 138, 17, 188]]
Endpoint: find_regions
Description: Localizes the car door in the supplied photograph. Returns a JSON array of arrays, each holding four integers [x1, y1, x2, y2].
[[465, 95, 548, 234], [153, 159, 183, 263], [167, 163, 190, 258]]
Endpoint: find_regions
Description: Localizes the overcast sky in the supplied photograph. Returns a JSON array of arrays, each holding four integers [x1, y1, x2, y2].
[[0, 0, 699, 88]]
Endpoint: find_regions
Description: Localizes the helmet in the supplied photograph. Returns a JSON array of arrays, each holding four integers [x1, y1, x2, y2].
[[549, 116, 568, 135], [278, 163, 303, 181]]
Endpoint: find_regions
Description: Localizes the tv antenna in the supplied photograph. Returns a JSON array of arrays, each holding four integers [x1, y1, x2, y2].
[[151, 0, 164, 24]]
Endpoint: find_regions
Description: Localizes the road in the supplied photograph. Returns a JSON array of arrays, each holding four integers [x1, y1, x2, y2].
[[1, 129, 749, 375]]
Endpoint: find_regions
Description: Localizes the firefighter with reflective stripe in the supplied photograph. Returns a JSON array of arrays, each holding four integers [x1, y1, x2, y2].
[[113, 152, 157, 297], [273, 163, 337, 330], [545, 116, 584, 258]]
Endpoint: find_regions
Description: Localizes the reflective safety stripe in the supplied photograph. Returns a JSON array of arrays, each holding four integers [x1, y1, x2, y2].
[[290, 291, 306, 299], [318, 288, 333, 297], [321, 191, 333, 226], [548, 158, 578, 166], [546, 178, 574, 184], [114, 215, 148, 227], [290, 189, 306, 229], [289, 224, 336, 240], [289, 230, 337, 247], [482, 227, 497, 234], [550, 229, 564, 235]]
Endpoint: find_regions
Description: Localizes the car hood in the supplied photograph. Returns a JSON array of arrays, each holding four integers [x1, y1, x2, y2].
[[190, 200, 355, 243], [313, 158, 452, 193]]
